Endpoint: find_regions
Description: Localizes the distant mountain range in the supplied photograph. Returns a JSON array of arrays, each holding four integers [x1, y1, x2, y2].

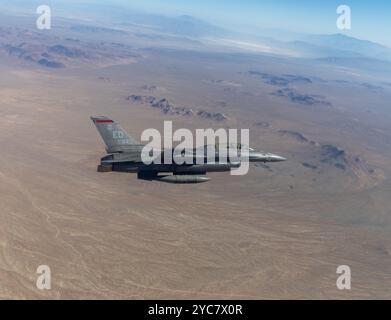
[[118, 13, 227, 38], [139, 14, 391, 76], [1, 1, 390, 77], [118, 12, 391, 63], [295, 33, 391, 61]]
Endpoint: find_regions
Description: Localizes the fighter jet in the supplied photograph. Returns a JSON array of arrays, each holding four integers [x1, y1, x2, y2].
[[91, 116, 286, 183]]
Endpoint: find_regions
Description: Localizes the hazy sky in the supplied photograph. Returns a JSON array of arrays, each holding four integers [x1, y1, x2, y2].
[[2, 0, 390, 46]]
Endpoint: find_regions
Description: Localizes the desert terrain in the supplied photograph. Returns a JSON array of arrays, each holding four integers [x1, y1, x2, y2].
[[0, 9, 390, 299]]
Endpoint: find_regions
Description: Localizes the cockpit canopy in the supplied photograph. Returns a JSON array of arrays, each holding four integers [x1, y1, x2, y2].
[[213, 143, 254, 151]]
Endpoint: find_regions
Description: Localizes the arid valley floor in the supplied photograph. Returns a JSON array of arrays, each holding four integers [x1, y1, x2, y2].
[[0, 11, 390, 299]]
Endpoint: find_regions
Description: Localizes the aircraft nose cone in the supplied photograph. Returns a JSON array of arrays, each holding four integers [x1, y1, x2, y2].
[[269, 154, 287, 162], [248, 152, 287, 162]]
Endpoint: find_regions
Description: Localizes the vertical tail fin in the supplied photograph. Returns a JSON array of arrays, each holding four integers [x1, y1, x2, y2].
[[91, 116, 140, 153]]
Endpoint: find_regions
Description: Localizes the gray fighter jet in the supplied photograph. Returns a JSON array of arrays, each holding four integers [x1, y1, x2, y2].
[[91, 116, 286, 183]]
